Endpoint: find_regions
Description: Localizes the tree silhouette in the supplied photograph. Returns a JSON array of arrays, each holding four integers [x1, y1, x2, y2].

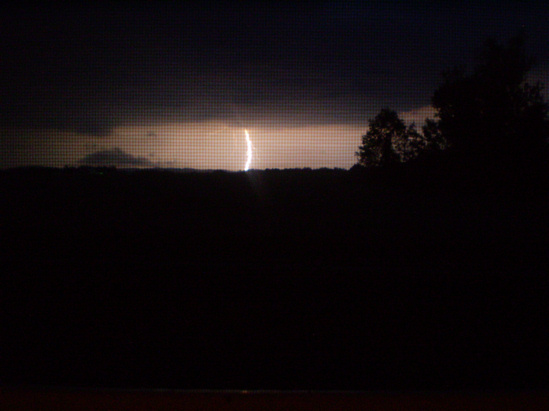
[[430, 34, 549, 174], [421, 118, 447, 153], [356, 108, 421, 167]]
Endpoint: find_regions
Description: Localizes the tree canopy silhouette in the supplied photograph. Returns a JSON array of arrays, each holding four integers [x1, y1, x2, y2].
[[430, 34, 549, 174], [356, 108, 423, 167], [355, 35, 549, 176]]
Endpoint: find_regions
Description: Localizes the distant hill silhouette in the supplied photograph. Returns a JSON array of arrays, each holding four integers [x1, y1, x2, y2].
[[78, 147, 156, 167]]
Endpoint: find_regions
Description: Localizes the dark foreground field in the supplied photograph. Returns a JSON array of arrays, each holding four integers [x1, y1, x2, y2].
[[3, 389, 549, 411], [1, 165, 548, 391]]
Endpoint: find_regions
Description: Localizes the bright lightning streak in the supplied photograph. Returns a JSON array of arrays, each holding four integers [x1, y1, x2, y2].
[[244, 129, 253, 171]]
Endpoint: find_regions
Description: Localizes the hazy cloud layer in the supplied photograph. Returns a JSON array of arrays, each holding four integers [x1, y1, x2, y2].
[[2, 2, 547, 137]]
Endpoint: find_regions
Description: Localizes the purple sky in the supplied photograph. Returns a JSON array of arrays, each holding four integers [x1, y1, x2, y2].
[[1, 1, 548, 169]]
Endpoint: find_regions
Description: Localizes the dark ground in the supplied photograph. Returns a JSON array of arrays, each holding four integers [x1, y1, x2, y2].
[[3, 389, 549, 411], [1, 163, 548, 390]]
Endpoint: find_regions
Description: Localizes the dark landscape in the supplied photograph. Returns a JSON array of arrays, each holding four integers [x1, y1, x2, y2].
[[1, 162, 548, 391], [2, 3, 549, 408]]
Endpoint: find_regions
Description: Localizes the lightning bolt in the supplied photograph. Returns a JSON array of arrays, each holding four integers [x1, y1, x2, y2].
[[244, 129, 253, 171]]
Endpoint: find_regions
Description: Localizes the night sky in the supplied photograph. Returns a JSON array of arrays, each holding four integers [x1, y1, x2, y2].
[[1, 1, 548, 170]]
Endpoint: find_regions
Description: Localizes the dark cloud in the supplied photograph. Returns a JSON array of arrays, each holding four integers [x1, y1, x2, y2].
[[78, 148, 155, 168], [1, 1, 548, 136]]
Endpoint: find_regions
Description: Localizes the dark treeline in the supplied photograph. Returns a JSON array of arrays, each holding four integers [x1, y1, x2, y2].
[[1, 163, 548, 390], [356, 35, 549, 184]]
